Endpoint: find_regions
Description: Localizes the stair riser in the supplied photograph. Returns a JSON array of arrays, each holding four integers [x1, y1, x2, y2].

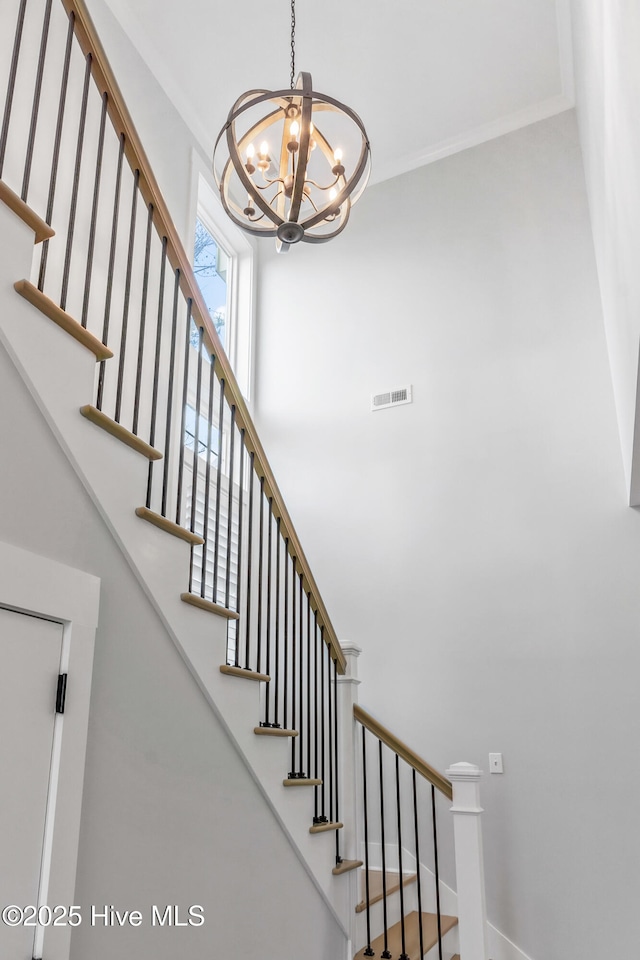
[[354, 880, 460, 958], [355, 880, 419, 948]]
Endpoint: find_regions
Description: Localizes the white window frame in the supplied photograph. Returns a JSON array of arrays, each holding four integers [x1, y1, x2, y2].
[[187, 149, 256, 404]]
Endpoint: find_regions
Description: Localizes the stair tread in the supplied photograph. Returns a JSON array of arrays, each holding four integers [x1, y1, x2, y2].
[[309, 821, 343, 834], [0, 182, 54, 243], [135, 507, 205, 545], [254, 726, 298, 737], [219, 664, 270, 682], [80, 405, 161, 459], [16, 282, 113, 361], [332, 859, 363, 876], [181, 592, 239, 620], [283, 777, 322, 786], [356, 869, 417, 913], [354, 910, 458, 960]]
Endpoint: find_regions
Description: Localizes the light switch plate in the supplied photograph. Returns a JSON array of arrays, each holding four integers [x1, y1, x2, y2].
[[489, 753, 504, 774]]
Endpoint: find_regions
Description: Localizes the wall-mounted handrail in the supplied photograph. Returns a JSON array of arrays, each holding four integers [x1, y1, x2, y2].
[[59, 0, 345, 673], [354, 703, 453, 800]]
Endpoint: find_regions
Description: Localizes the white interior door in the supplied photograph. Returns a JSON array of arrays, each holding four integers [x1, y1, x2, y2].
[[0, 606, 63, 959]]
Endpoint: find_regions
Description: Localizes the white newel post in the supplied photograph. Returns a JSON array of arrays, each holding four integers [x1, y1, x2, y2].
[[446, 762, 489, 960], [336, 641, 362, 954]]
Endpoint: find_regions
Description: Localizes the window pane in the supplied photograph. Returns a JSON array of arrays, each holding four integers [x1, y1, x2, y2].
[[193, 218, 228, 350]]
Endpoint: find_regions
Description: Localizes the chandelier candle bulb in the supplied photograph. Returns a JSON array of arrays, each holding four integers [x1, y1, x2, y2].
[[245, 143, 256, 174], [288, 121, 300, 152], [212, 0, 371, 252]]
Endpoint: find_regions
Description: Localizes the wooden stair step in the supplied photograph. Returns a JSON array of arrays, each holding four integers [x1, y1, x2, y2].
[[219, 664, 270, 683], [353, 910, 458, 960], [283, 777, 322, 786], [181, 592, 239, 620], [135, 507, 204, 545], [356, 869, 417, 913], [451, 955, 460, 959], [80, 405, 161, 459], [332, 859, 363, 876], [1, 182, 54, 243], [16, 282, 113, 361], [309, 821, 343, 835], [254, 726, 298, 738]]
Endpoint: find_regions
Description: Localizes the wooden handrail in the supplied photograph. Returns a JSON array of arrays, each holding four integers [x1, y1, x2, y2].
[[354, 704, 453, 800], [61, 0, 345, 673]]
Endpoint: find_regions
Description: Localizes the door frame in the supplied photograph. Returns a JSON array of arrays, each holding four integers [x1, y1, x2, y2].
[[0, 539, 100, 960]]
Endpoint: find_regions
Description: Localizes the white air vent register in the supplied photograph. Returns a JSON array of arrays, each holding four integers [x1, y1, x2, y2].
[[371, 385, 413, 412]]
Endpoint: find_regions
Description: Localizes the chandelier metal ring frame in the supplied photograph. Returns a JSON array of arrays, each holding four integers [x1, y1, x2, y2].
[[213, 71, 371, 253]]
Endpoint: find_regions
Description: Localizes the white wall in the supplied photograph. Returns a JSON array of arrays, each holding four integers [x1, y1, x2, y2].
[[0, 338, 345, 959], [253, 110, 640, 960], [83, 0, 205, 246], [571, 0, 640, 501]]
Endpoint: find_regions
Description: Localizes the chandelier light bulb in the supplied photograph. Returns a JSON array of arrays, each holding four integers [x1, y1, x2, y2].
[[259, 141, 269, 159], [290, 120, 299, 138], [246, 143, 255, 159]]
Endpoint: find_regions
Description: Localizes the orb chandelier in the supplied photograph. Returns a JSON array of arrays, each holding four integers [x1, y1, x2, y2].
[[213, 0, 371, 253]]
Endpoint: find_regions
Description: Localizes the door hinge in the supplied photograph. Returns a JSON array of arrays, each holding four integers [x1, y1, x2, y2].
[[56, 673, 68, 714]]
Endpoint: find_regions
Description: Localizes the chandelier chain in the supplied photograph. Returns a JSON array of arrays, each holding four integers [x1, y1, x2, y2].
[[290, 0, 296, 89]]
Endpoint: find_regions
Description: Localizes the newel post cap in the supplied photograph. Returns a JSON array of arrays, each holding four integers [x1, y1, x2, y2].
[[340, 641, 362, 657], [338, 641, 362, 684], [446, 762, 483, 781]]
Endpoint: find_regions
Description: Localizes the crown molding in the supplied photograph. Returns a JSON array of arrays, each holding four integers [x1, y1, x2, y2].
[[369, 94, 574, 186]]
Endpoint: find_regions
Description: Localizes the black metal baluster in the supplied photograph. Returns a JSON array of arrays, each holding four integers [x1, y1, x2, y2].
[[289, 556, 297, 776], [379, 741, 392, 958], [160, 270, 180, 516], [316, 625, 327, 822], [273, 517, 281, 726], [38, 9, 74, 292], [21, 0, 52, 202], [306, 597, 312, 786], [175, 299, 192, 526], [114, 168, 140, 422], [200, 355, 216, 597], [361, 725, 375, 957], [145, 236, 167, 507], [96, 133, 124, 411], [314, 613, 320, 819], [187, 326, 204, 591], [233, 427, 245, 666], [132, 203, 154, 435], [297, 573, 305, 775], [243, 453, 254, 670], [283, 540, 289, 730], [413, 770, 425, 960], [333, 655, 340, 863], [0, 0, 28, 179], [80, 91, 107, 329], [396, 754, 409, 960], [261, 497, 273, 726], [255, 475, 264, 675], [60, 52, 92, 313], [327, 640, 333, 821], [212, 378, 226, 601], [432, 784, 443, 960], [224, 405, 236, 608]]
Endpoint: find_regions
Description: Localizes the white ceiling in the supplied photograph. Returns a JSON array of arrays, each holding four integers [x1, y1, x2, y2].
[[101, 0, 574, 186]]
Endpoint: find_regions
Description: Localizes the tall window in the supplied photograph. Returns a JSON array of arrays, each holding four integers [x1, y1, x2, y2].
[[192, 218, 229, 351]]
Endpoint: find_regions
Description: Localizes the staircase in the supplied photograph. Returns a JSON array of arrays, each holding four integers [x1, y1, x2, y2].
[[0, 2, 491, 958]]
